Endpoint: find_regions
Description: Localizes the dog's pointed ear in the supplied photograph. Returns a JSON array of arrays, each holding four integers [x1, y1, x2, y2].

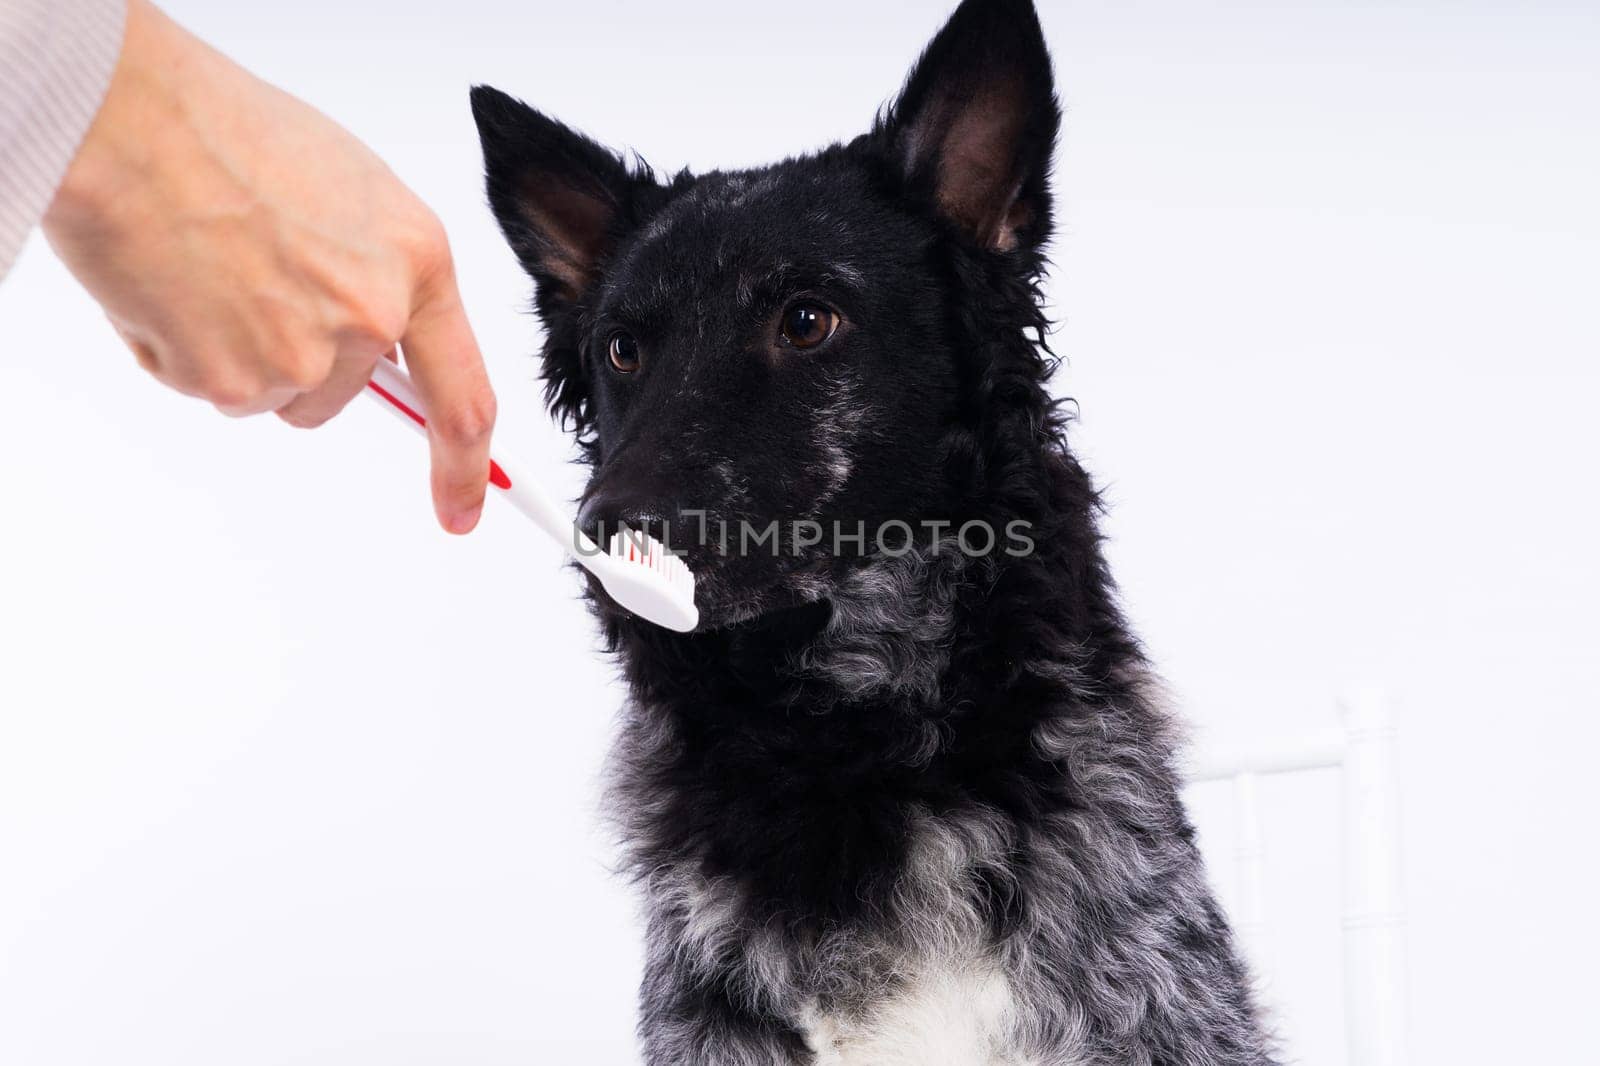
[[470, 85, 645, 305], [878, 0, 1059, 253]]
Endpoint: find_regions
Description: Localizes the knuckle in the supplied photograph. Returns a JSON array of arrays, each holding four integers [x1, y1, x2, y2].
[[200, 365, 278, 412], [280, 349, 333, 392], [351, 304, 409, 350], [125, 339, 163, 376], [206, 381, 260, 411], [436, 393, 497, 448], [401, 207, 451, 269]]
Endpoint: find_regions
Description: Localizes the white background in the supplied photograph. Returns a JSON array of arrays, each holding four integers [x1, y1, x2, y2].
[[2, 1, 1597, 1063]]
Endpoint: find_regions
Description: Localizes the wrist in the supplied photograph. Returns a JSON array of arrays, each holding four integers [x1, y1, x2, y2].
[[44, 0, 203, 233]]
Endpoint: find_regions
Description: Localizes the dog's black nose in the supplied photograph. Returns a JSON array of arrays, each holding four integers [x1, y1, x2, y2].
[[576, 489, 675, 551]]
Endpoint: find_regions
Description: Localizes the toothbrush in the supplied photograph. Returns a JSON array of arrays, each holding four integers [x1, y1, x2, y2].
[[364, 358, 698, 633]]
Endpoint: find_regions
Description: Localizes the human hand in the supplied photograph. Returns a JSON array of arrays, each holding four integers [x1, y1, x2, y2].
[[42, 0, 497, 534]]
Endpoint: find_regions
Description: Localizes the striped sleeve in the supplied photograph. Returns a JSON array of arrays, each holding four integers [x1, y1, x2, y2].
[[0, 0, 127, 281]]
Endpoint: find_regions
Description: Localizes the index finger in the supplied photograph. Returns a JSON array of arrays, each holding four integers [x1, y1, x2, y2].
[[400, 263, 498, 535]]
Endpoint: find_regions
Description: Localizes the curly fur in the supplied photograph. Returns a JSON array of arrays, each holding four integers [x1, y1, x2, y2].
[[471, 1, 1278, 1062]]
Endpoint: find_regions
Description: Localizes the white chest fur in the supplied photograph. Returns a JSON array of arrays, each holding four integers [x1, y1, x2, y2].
[[799, 962, 1038, 1066]]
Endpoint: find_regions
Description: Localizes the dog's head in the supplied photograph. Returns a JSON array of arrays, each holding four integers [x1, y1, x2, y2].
[[472, 0, 1059, 629]]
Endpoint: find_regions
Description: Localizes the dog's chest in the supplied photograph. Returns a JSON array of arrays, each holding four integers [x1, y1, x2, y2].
[[798, 962, 1038, 1066]]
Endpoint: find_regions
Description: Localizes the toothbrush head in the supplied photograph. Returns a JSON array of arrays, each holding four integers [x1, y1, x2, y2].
[[596, 527, 699, 633]]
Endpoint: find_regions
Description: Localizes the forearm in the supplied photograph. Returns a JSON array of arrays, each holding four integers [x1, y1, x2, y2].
[[0, 0, 127, 280], [7, 0, 494, 530]]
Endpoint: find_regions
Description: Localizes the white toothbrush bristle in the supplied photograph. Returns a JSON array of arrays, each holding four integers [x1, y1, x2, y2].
[[598, 525, 698, 632]]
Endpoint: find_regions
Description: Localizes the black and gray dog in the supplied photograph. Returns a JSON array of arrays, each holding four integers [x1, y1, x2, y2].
[[471, 1, 1277, 1062]]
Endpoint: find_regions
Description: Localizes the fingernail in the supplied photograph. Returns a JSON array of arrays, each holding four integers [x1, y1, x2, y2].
[[446, 506, 482, 535]]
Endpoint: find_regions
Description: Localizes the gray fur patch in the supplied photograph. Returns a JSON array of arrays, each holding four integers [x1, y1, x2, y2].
[[793, 550, 974, 705]]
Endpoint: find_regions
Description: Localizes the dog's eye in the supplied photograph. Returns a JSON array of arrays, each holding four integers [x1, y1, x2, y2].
[[608, 331, 642, 373], [779, 303, 838, 350]]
